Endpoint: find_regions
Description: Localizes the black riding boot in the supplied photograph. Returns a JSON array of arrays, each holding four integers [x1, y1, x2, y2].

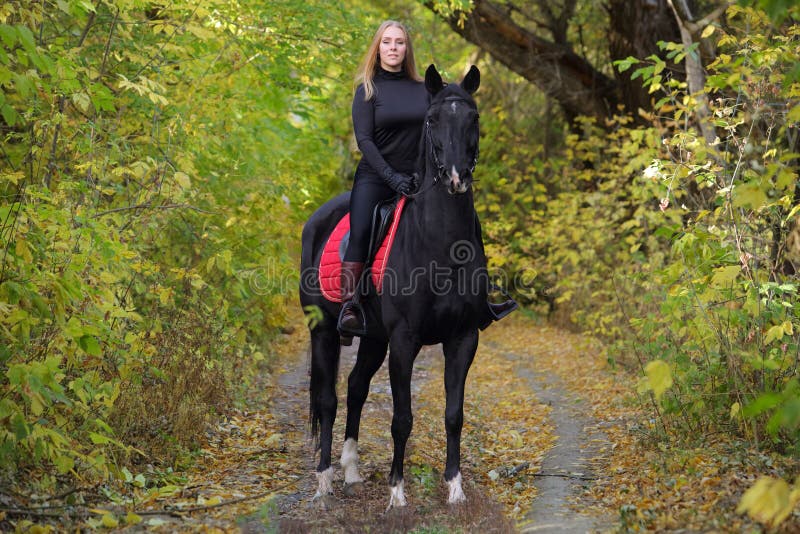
[[338, 261, 365, 345]]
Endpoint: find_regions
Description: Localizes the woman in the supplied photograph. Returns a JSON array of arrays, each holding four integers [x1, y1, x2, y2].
[[339, 20, 430, 339]]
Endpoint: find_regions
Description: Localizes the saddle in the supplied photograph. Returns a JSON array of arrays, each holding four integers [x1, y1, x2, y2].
[[319, 196, 407, 303]]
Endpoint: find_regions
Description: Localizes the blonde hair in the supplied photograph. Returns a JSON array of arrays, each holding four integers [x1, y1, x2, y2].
[[355, 20, 423, 101]]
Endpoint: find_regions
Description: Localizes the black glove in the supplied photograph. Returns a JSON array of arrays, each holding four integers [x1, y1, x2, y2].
[[382, 168, 414, 195]]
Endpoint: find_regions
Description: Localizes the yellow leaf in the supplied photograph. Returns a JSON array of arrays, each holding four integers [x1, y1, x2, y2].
[[125, 512, 142, 525], [782, 320, 794, 336], [710, 265, 740, 288], [173, 171, 191, 190], [158, 287, 173, 306], [701, 24, 716, 38], [264, 433, 282, 446], [101, 514, 119, 528], [788, 103, 800, 123], [737, 476, 796, 527], [730, 402, 740, 420], [30, 394, 44, 416], [510, 429, 524, 449], [643, 360, 673, 401], [15, 239, 33, 263], [764, 324, 785, 345]]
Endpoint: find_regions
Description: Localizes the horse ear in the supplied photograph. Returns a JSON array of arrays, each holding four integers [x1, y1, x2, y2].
[[425, 64, 444, 95], [461, 65, 480, 94]]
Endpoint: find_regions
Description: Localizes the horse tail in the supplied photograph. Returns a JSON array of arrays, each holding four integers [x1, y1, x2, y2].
[[307, 325, 340, 450]]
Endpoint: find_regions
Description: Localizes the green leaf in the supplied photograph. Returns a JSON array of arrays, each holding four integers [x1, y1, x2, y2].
[[120, 467, 133, 483], [15, 25, 36, 53], [710, 265, 740, 288], [12, 412, 30, 440], [89, 432, 112, 445], [743, 392, 782, 418], [788, 103, 800, 123], [0, 25, 16, 47], [733, 182, 769, 209], [1, 104, 18, 127], [613, 56, 639, 73], [54, 455, 75, 474], [78, 335, 101, 356]]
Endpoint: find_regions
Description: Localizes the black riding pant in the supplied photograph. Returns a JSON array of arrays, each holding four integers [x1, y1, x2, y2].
[[343, 173, 395, 262]]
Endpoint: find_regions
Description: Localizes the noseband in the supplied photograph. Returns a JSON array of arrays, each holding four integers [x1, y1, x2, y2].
[[424, 96, 479, 187]]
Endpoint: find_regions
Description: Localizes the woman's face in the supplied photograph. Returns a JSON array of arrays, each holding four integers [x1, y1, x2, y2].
[[378, 26, 406, 72]]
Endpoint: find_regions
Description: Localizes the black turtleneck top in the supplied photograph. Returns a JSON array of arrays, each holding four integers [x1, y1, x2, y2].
[[352, 67, 430, 179]]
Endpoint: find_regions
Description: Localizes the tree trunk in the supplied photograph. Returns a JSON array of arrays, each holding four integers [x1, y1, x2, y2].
[[607, 0, 683, 116], [427, 0, 691, 125], [426, 0, 618, 124]]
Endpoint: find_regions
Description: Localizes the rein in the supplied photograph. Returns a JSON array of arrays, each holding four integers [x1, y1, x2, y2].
[[406, 96, 479, 199]]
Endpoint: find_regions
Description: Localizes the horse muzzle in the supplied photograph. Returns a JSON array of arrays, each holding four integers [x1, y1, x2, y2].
[[447, 166, 470, 194]]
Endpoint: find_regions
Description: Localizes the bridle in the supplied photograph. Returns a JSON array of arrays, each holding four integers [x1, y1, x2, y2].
[[408, 95, 479, 198]]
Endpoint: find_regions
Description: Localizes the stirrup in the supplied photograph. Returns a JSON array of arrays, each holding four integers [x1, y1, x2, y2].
[[489, 283, 517, 318], [479, 284, 518, 330], [337, 302, 369, 337], [489, 299, 518, 320]]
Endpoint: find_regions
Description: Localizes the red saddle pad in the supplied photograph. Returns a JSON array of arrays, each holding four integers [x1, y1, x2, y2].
[[319, 197, 407, 303]]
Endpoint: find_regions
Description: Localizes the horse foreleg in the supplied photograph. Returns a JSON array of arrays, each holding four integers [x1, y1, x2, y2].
[[342, 337, 388, 488], [386, 337, 421, 509], [309, 326, 341, 503], [442, 330, 479, 504]]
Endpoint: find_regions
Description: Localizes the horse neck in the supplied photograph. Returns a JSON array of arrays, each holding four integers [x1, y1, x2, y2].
[[409, 165, 478, 251]]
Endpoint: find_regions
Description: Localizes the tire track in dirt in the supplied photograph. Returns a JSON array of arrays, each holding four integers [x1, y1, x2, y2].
[[501, 348, 614, 533]]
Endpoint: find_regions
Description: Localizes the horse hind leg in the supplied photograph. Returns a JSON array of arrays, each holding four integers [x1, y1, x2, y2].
[[341, 337, 388, 496], [308, 323, 341, 506], [442, 331, 479, 504]]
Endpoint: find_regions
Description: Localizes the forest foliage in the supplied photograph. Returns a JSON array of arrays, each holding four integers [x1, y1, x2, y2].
[[1, 0, 799, 526], [0, 0, 363, 487]]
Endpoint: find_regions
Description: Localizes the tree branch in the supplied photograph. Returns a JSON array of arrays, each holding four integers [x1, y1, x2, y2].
[[425, 0, 618, 124], [91, 202, 215, 218]]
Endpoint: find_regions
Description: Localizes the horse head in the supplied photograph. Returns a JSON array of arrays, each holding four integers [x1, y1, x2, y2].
[[424, 64, 480, 195]]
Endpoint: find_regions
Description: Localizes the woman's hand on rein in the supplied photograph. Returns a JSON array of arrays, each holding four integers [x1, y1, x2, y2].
[[383, 170, 415, 195]]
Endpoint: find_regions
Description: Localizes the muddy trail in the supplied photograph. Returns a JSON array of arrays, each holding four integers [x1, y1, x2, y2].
[[112, 319, 614, 532]]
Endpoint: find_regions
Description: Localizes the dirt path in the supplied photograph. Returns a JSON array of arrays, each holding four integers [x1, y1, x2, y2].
[[501, 349, 613, 533], [260, 330, 614, 532], [272, 340, 517, 532], [114, 320, 615, 532]]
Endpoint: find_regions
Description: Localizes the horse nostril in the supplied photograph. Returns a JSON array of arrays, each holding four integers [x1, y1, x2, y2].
[[449, 166, 460, 187]]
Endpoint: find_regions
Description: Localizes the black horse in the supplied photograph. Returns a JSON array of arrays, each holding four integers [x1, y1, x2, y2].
[[300, 64, 489, 509]]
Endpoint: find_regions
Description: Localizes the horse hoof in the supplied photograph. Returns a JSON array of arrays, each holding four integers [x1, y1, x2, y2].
[[343, 481, 365, 497], [310, 493, 337, 511]]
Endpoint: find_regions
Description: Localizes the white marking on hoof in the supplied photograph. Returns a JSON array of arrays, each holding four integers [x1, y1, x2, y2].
[[447, 472, 466, 504], [340, 438, 363, 484], [313, 466, 334, 499], [386, 481, 407, 511]]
